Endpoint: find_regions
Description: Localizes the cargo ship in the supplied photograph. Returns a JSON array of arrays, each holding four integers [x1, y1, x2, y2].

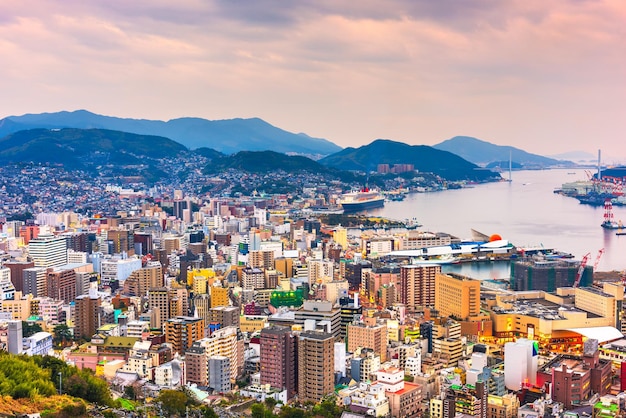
[[339, 187, 385, 213]]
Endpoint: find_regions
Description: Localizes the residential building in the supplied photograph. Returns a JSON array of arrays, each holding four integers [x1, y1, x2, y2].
[[297, 330, 334, 403]]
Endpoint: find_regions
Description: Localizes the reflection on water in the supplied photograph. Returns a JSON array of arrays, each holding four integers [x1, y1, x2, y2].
[[443, 260, 511, 281]]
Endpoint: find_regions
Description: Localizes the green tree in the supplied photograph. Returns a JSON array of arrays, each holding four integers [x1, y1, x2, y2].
[[251, 403, 275, 418], [157, 389, 188, 416], [198, 405, 219, 418], [278, 406, 305, 418], [22, 321, 43, 337], [53, 324, 73, 347]]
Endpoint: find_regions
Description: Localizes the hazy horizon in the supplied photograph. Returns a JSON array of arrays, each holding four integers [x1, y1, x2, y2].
[[2, 1, 625, 161]]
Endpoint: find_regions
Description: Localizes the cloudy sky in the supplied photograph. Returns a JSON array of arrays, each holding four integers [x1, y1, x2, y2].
[[1, 1, 625, 160]]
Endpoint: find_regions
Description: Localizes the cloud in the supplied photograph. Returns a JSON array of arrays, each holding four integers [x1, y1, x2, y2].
[[0, 0, 624, 159]]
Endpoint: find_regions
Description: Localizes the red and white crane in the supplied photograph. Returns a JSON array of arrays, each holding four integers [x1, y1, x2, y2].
[[573, 252, 591, 288]]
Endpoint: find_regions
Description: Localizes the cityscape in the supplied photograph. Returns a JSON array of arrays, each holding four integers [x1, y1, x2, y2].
[[1, 153, 626, 417], [2, 1, 626, 417]]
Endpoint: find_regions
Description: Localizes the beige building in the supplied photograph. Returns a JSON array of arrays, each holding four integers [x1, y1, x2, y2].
[[123, 265, 163, 297], [298, 330, 335, 403], [435, 272, 480, 319], [399, 265, 440, 310], [347, 318, 388, 362]]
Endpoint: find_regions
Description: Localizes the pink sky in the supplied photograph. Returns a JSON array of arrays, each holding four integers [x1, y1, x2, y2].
[[1, 0, 625, 161]]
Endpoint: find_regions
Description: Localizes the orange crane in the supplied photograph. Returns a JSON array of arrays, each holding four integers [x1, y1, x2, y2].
[[573, 252, 591, 288]]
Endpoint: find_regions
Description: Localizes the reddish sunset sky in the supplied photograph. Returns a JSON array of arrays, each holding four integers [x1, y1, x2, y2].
[[1, 1, 625, 160]]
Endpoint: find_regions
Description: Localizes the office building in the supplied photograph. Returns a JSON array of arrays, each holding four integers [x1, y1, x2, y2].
[[209, 356, 231, 393], [435, 272, 481, 319], [28, 234, 67, 268], [46, 267, 77, 303], [4, 261, 34, 293]]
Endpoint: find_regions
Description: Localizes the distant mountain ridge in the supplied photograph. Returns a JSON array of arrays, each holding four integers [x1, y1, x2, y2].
[[0, 128, 187, 181], [319, 139, 501, 182], [433, 136, 574, 168], [0, 110, 342, 156]]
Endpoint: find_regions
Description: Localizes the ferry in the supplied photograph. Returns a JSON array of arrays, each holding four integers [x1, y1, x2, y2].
[[339, 187, 385, 213]]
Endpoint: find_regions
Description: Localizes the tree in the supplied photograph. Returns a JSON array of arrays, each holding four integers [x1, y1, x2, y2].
[[198, 405, 219, 418], [157, 389, 188, 416], [53, 324, 73, 347], [250, 403, 275, 418], [22, 321, 43, 338]]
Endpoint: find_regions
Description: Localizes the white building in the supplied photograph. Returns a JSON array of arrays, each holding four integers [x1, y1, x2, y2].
[[0, 267, 15, 301], [100, 256, 142, 287], [28, 234, 67, 268], [209, 355, 231, 393], [23, 331, 53, 356], [155, 356, 185, 388], [504, 338, 538, 390]]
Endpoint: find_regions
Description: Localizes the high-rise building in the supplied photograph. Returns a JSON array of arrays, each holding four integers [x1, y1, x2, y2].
[[260, 326, 297, 399], [148, 287, 170, 329], [122, 264, 163, 296], [347, 318, 388, 362], [4, 261, 34, 293], [308, 259, 334, 285], [249, 250, 274, 270], [165, 316, 205, 355], [185, 326, 240, 383], [106, 229, 135, 255], [400, 265, 440, 310], [504, 338, 538, 391], [208, 306, 240, 329], [23, 267, 47, 297], [295, 300, 342, 338], [298, 330, 335, 403], [46, 267, 77, 303], [435, 272, 481, 319], [210, 286, 229, 308], [209, 356, 231, 393], [28, 234, 67, 268], [241, 267, 264, 290], [74, 292, 101, 340]]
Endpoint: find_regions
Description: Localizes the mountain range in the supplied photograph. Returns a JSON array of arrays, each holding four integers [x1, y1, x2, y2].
[[319, 139, 501, 182], [0, 110, 579, 185], [433, 136, 574, 168], [0, 110, 341, 156]]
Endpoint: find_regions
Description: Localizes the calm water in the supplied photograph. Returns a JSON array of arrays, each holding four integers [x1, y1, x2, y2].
[[366, 169, 626, 275]]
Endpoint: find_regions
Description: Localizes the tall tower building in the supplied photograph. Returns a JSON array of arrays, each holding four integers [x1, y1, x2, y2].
[[298, 330, 335, 403], [148, 287, 171, 329], [75, 292, 101, 340], [28, 234, 67, 268], [260, 326, 297, 399], [434, 272, 480, 319], [400, 265, 440, 310], [165, 316, 205, 355], [7, 320, 23, 354]]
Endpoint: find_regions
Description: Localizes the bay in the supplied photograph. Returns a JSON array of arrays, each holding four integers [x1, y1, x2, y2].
[[365, 169, 626, 275]]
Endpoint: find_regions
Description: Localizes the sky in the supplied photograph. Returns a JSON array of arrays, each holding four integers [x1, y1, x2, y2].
[[1, 0, 625, 161]]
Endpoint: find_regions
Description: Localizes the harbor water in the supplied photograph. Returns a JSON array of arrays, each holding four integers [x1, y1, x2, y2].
[[365, 169, 626, 277]]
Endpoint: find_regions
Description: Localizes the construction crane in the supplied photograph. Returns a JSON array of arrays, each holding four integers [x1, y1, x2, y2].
[[593, 248, 605, 271], [573, 252, 591, 288]]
